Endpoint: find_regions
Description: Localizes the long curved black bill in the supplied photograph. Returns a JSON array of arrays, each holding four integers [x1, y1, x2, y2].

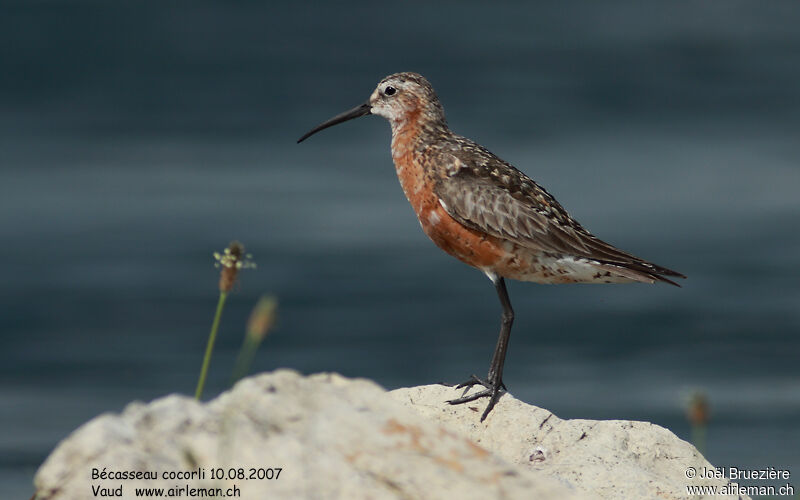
[[297, 102, 371, 143]]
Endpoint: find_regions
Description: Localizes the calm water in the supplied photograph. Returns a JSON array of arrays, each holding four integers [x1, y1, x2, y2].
[[2, 1, 799, 497]]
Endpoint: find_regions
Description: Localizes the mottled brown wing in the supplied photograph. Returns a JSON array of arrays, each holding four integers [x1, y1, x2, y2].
[[433, 146, 685, 283]]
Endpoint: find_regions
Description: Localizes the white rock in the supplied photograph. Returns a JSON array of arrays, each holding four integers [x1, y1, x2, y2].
[[33, 370, 746, 500], [34, 370, 582, 500], [389, 384, 750, 500]]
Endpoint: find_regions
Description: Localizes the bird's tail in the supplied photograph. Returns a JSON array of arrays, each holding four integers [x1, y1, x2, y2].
[[594, 259, 686, 287]]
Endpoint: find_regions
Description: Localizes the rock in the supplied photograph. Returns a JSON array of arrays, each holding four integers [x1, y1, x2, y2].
[[34, 370, 582, 500], [390, 384, 749, 500], [34, 370, 746, 500]]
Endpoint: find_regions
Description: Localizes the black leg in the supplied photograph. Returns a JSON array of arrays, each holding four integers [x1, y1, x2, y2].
[[447, 276, 514, 421]]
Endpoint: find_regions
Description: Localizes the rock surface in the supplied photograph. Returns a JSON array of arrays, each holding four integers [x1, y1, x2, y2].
[[390, 385, 749, 500], [34, 370, 746, 499]]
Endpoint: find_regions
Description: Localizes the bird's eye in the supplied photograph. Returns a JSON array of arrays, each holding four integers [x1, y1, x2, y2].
[[384, 86, 396, 96]]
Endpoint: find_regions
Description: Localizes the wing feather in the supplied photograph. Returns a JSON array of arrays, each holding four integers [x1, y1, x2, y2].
[[432, 147, 685, 284]]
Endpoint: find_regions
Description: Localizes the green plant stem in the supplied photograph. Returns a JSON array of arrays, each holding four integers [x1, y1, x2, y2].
[[195, 291, 228, 400], [691, 424, 707, 456], [231, 335, 260, 384]]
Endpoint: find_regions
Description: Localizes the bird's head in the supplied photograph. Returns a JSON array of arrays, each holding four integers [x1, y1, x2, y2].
[[297, 72, 446, 143]]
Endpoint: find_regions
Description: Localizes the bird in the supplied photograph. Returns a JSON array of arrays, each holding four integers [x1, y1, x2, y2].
[[297, 72, 685, 421]]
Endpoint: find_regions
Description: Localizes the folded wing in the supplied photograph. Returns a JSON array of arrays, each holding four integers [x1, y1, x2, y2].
[[433, 146, 686, 286]]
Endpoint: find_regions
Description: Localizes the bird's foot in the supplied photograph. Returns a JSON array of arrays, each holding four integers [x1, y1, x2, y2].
[[446, 374, 506, 422]]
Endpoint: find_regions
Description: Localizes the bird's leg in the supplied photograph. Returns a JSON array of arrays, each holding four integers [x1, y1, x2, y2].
[[447, 276, 514, 421]]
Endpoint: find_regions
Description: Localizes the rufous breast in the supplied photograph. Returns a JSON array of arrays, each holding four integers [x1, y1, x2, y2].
[[391, 133, 511, 271]]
